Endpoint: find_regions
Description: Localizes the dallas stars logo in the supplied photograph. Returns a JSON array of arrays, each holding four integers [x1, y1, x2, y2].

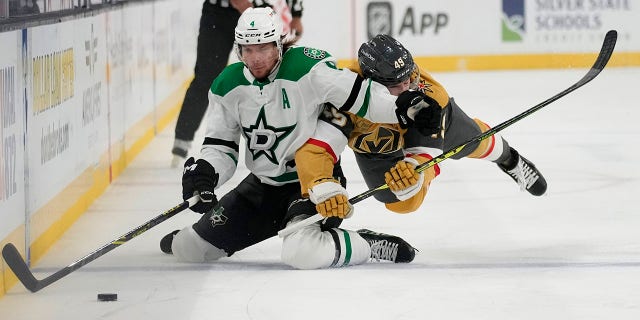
[[303, 47, 327, 60], [242, 107, 295, 164]]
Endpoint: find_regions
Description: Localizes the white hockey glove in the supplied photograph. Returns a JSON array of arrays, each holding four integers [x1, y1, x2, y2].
[[308, 180, 354, 219], [385, 157, 424, 201]]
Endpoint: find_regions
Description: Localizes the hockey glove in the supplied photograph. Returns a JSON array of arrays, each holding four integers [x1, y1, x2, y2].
[[385, 157, 425, 201], [395, 90, 443, 136], [182, 157, 219, 214], [308, 179, 353, 219]]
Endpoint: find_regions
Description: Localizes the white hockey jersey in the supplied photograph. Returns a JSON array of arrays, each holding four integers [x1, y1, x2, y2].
[[202, 46, 399, 187]]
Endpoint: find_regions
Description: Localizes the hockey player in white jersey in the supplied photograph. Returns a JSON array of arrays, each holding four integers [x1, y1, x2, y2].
[[160, 8, 441, 268]]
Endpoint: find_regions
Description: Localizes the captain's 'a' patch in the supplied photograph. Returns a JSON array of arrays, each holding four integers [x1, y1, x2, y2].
[[303, 47, 327, 60]]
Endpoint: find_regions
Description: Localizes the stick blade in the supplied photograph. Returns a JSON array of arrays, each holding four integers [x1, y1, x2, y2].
[[576, 30, 618, 87], [2, 243, 40, 292], [594, 30, 617, 71]]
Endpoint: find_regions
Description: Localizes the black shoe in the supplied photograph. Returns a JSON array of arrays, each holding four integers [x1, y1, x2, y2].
[[160, 230, 179, 254], [357, 229, 416, 263], [498, 148, 547, 196]]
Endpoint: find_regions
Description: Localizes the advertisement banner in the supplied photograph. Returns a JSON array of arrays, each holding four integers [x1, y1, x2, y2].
[[0, 30, 26, 239], [74, 16, 108, 170], [356, 0, 470, 55], [355, 0, 636, 56], [502, 0, 636, 51], [301, 0, 638, 61], [26, 20, 80, 213]]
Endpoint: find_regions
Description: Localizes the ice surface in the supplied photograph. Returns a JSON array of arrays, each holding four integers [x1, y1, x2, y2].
[[1, 68, 639, 320]]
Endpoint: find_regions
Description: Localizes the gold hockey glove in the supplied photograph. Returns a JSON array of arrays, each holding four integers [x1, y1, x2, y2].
[[308, 179, 353, 219], [384, 157, 424, 201]]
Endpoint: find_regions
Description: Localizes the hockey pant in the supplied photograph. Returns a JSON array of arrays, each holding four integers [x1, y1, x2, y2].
[[281, 216, 372, 270], [170, 172, 371, 269], [170, 219, 372, 270]]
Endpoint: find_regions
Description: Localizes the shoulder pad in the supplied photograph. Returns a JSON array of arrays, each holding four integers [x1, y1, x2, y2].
[[210, 62, 251, 97], [276, 47, 334, 82]]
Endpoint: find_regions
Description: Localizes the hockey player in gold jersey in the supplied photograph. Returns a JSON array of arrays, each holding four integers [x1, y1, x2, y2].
[[296, 34, 547, 217]]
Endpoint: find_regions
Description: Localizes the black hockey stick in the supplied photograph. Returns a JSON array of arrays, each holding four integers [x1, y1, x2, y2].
[[278, 29, 617, 237], [2, 195, 200, 293]]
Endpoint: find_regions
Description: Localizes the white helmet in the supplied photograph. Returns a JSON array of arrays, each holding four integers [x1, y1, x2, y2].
[[235, 7, 284, 60]]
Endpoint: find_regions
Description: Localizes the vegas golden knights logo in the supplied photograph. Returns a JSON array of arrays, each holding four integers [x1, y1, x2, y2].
[[352, 126, 401, 154]]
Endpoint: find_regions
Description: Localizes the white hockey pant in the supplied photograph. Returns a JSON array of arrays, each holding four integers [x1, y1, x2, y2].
[[281, 222, 371, 270], [171, 226, 227, 263]]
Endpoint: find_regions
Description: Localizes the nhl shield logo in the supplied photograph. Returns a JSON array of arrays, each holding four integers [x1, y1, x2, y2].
[[367, 2, 392, 40]]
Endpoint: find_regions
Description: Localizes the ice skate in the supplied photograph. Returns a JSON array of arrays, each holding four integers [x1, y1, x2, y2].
[[498, 148, 547, 196], [160, 230, 180, 254], [357, 229, 416, 263]]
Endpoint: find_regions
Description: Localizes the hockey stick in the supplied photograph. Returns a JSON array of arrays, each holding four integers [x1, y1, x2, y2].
[[278, 29, 618, 238], [2, 195, 200, 293]]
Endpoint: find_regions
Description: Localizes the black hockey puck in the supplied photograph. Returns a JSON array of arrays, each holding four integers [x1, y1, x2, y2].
[[97, 293, 118, 301]]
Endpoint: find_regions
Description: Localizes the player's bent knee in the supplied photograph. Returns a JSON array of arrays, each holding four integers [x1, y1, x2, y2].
[[282, 226, 334, 269], [281, 225, 371, 269], [172, 226, 227, 263]]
